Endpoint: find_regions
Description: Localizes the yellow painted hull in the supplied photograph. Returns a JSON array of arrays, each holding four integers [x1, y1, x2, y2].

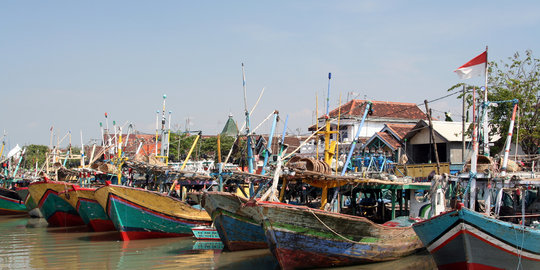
[[94, 185, 211, 240]]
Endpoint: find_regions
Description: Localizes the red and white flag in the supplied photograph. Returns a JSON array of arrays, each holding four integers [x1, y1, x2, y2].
[[454, 51, 487, 79]]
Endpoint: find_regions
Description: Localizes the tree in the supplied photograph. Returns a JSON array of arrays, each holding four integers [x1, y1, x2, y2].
[[449, 50, 540, 154], [22, 144, 49, 170], [488, 50, 539, 154]]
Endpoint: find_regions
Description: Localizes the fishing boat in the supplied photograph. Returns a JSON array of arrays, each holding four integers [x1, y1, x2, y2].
[[413, 203, 540, 269], [15, 186, 42, 218], [202, 191, 268, 251], [58, 186, 116, 232], [246, 200, 423, 270], [94, 184, 212, 241], [28, 181, 85, 227], [191, 225, 221, 240], [0, 187, 27, 215]]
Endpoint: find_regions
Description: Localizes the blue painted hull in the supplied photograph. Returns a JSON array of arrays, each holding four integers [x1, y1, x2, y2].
[[202, 192, 268, 251], [212, 208, 267, 251], [250, 202, 422, 270], [413, 207, 540, 269]]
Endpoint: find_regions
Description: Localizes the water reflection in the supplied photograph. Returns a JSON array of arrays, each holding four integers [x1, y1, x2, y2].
[[0, 216, 435, 269]]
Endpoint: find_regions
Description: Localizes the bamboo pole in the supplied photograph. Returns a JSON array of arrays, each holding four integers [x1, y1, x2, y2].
[[168, 134, 201, 195], [335, 93, 342, 175], [316, 93, 319, 160]]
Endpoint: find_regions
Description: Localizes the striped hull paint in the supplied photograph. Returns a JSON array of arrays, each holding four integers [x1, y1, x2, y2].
[[28, 181, 85, 227], [0, 188, 27, 215], [192, 226, 221, 240], [59, 188, 116, 232], [16, 187, 43, 218], [94, 185, 211, 241], [413, 207, 540, 269], [248, 201, 423, 270], [202, 192, 267, 251], [15, 187, 37, 209]]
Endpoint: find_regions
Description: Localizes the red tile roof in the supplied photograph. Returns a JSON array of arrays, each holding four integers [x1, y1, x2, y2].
[[375, 132, 401, 150], [384, 123, 416, 140], [328, 100, 427, 120]]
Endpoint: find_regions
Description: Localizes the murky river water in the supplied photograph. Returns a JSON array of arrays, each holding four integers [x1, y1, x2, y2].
[[0, 216, 436, 269]]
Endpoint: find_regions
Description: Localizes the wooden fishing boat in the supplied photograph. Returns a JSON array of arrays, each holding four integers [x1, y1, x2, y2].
[[58, 186, 116, 232], [202, 191, 267, 251], [191, 225, 221, 240], [246, 201, 423, 270], [15, 187, 42, 218], [413, 204, 540, 269], [94, 184, 212, 241], [28, 181, 85, 226], [0, 187, 27, 215]]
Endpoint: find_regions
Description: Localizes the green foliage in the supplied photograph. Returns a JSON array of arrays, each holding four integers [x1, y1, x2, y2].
[[21, 144, 49, 169], [448, 50, 540, 154], [168, 132, 244, 163], [488, 51, 539, 154]]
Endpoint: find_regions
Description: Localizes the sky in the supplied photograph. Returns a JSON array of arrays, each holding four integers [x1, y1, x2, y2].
[[1, 1, 540, 149]]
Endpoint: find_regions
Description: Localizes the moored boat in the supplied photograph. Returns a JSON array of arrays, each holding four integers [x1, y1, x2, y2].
[[15, 187, 42, 218], [202, 191, 267, 251], [191, 225, 221, 240], [247, 201, 423, 270], [28, 181, 85, 227], [413, 204, 540, 269], [0, 187, 27, 215], [94, 184, 212, 241], [58, 186, 116, 232]]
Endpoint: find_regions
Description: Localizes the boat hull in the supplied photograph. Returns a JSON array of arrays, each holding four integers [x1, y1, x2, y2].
[[413, 207, 540, 269], [28, 181, 85, 227], [0, 187, 27, 215], [202, 192, 267, 251], [94, 185, 211, 241], [250, 202, 423, 270], [59, 187, 116, 232], [15, 187, 42, 218], [191, 226, 221, 240]]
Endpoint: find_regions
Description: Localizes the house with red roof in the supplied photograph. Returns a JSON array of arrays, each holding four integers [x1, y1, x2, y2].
[[363, 123, 416, 161], [311, 99, 427, 143]]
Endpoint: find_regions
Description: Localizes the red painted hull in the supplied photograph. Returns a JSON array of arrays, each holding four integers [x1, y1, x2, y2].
[[88, 219, 116, 232], [439, 262, 505, 270], [119, 231, 192, 241], [227, 241, 268, 251], [0, 209, 27, 215], [47, 211, 85, 227], [274, 247, 360, 270]]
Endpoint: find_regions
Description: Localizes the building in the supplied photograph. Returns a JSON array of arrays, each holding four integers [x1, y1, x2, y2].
[[403, 120, 472, 173], [363, 123, 416, 161], [312, 99, 427, 142]]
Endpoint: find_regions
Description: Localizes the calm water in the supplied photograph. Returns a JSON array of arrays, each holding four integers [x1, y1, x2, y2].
[[0, 216, 436, 270]]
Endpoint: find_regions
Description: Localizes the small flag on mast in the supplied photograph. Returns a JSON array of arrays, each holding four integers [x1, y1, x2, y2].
[[455, 50, 487, 79]]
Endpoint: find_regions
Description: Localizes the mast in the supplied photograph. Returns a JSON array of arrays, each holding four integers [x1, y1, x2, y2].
[[242, 63, 254, 173], [160, 94, 167, 158], [326, 73, 331, 116], [260, 110, 279, 175], [315, 94, 319, 160], [80, 130, 85, 168], [500, 100, 519, 177], [155, 110, 159, 156], [166, 111, 172, 165], [341, 102, 372, 176], [482, 46, 490, 156], [469, 87, 479, 210], [462, 84, 466, 163], [117, 127, 123, 185]]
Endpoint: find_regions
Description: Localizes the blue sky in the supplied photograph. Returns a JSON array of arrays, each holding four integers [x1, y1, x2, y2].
[[1, 1, 540, 148]]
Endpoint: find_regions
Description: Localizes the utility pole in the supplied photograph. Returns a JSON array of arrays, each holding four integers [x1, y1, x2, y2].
[[424, 100, 440, 174]]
